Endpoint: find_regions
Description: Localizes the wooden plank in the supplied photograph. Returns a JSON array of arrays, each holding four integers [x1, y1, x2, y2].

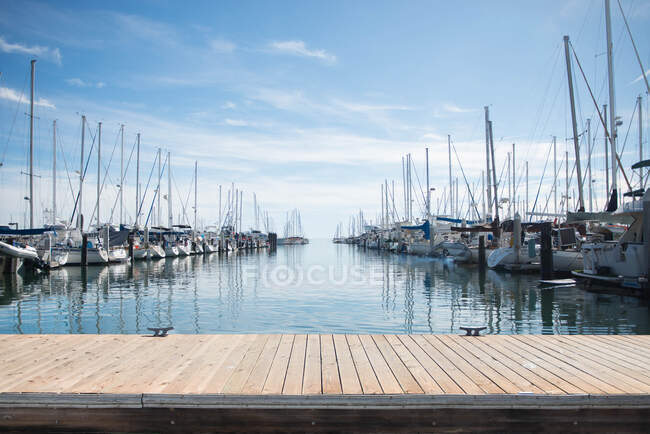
[[384, 335, 442, 394], [589, 335, 650, 359], [461, 336, 568, 395], [487, 336, 593, 395], [110, 335, 206, 394], [148, 335, 225, 393], [447, 335, 545, 394], [519, 336, 650, 394], [396, 335, 464, 394], [200, 334, 258, 394], [358, 334, 402, 394], [0, 335, 108, 390], [302, 334, 321, 394], [262, 334, 294, 394], [500, 336, 622, 394], [221, 334, 270, 394], [422, 335, 503, 394], [161, 334, 243, 394], [282, 334, 306, 395], [553, 336, 650, 383], [320, 334, 342, 394], [606, 335, 650, 349], [346, 334, 382, 394], [4, 335, 143, 393], [116, 335, 211, 394], [372, 335, 422, 394], [332, 334, 362, 395], [241, 334, 283, 394]]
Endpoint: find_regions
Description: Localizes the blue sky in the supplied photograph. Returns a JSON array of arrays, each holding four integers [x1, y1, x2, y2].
[[0, 0, 648, 236]]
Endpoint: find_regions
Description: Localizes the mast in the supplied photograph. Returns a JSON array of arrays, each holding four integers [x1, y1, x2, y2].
[[97, 122, 102, 227], [218, 185, 222, 231], [157, 148, 161, 227], [512, 143, 517, 218], [52, 120, 56, 225], [565, 151, 569, 213], [553, 136, 558, 216], [604, 104, 609, 199], [525, 161, 529, 221], [605, 0, 618, 203], [254, 192, 258, 229], [239, 190, 242, 234], [119, 124, 124, 226], [426, 147, 430, 220], [29, 59, 35, 229], [385, 179, 389, 226], [507, 151, 511, 218], [408, 154, 412, 221], [484, 106, 492, 220], [481, 170, 486, 222], [489, 121, 499, 222], [135, 133, 140, 227], [194, 161, 198, 233], [401, 156, 406, 220], [381, 183, 384, 228], [167, 152, 172, 228], [78, 115, 85, 229], [639, 95, 643, 186], [564, 35, 585, 211], [448, 135, 453, 218], [587, 119, 594, 212]]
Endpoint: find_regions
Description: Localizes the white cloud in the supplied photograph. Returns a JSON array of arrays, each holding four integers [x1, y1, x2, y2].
[[0, 86, 55, 108], [224, 118, 248, 127], [333, 99, 413, 113], [442, 103, 476, 114], [631, 68, 650, 84], [221, 101, 236, 109], [65, 78, 106, 88], [268, 40, 336, 63], [210, 39, 236, 53], [0, 36, 62, 65]]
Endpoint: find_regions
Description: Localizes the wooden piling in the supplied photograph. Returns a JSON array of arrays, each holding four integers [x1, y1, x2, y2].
[[540, 222, 553, 280], [478, 235, 486, 269], [81, 233, 88, 267], [128, 234, 134, 261]]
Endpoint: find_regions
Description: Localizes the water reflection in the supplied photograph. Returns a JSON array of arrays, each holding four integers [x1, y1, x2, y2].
[[0, 240, 648, 334]]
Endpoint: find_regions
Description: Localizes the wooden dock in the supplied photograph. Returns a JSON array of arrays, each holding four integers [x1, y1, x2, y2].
[[1, 334, 649, 432]]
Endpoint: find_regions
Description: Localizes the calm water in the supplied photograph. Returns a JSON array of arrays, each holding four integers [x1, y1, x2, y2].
[[0, 240, 648, 334]]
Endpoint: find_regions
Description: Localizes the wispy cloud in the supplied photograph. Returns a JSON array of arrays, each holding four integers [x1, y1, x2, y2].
[[224, 118, 248, 127], [631, 68, 650, 84], [0, 86, 55, 108], [268, 40, 336, 63], [65, 78, 105, 88], [333, 100, 413, 113], [221, 101, 236, 109], [0, 36, 61, 65], [210, 38, 236, 53], [442, 103, 476, 114]]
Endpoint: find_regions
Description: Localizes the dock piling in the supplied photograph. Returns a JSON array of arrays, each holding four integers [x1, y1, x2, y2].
[[478, 235, 486, 269], [81, 233, 88, 267], [540, 222, 553, 280]]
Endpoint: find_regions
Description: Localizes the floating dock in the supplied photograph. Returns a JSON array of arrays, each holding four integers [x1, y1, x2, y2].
[[1, 334, 649, 432]]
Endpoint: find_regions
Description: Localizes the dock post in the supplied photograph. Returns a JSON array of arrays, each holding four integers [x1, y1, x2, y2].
[[81, 233, 88, 267], [225, 239, 229, 256], [128, 233, 134, 261], [478, 235, 486, 269], [540, 222, 553, 280], [643, 189, 650, 290], [269, 232, 277, 252]]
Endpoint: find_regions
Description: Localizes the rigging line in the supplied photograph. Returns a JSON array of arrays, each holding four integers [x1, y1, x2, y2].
[[56, 127, 77, 207], [410, 160, 426, 217], [0, 69, 29, 167], [136, 153, 159, 222], [68, 126, 98, 224], [108, 136, 138, 223], [144, 154, 168, 228], [450, 139, 480, 219], [88, 127, 120, 226], [171, 170, 193, 226], [618, 98, 638, 158], [570, 41, 632, 191], [617, 0, 649, 94], [529, 141, 554, 221], [179, 170, 196, 226]]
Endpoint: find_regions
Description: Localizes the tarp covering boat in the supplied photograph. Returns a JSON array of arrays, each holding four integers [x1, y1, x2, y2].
[[401, 221, 430, 240]]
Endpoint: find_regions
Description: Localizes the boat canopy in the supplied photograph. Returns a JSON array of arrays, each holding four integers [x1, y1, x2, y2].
[[0, 226, 50, 236], [401, 221, 430, 240]]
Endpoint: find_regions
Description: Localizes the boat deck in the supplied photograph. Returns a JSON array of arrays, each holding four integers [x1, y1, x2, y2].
[[1, 334, 649, 432]]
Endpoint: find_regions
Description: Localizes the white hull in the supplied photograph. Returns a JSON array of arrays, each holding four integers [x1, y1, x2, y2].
[[148, 245, 166, 259], [432, 241, 472, 263], [134, 247, 148, 260], [177, 245, 192, 256], [164, 246, 179, 257], [66, 247, 109, 265], [0, 241, 39, 260], [108, 248, 130, 263]]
